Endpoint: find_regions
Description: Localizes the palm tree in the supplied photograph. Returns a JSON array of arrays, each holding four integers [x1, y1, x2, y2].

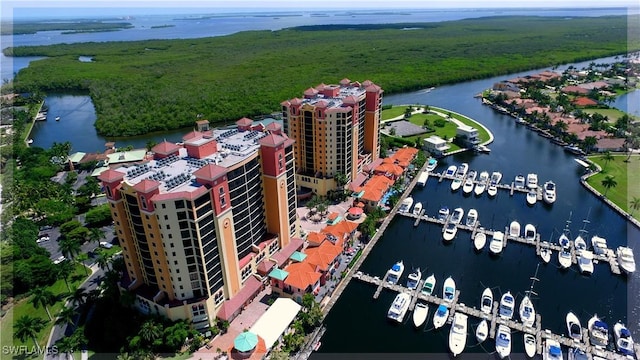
[[75, 253, 90, 275], [55, 335, 78, 360], [30, 287, 56, 321], [58, 237, 81, 262], [57, 260, 75, 292], [601, 151, 614, 172], [68, 287, 87, 307], [139, 320, 163, 343], [14, 315, 47, 349], [601, 175, 617, 196], [55, 306, 78, 332], [88, 227, 105, 245], [582, 136, 598, 153], [96, 251, 112, 271], [630, 197, 640, 216]]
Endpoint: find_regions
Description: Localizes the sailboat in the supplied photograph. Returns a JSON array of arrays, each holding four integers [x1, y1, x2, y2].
[[495, 325, 512, 359], [519, 264, 540, 328], [448, 312, 468, 357], [476, 319, 488, 343]]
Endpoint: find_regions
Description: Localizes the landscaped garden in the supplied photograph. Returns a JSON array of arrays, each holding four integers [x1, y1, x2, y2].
[[586, 154, 640, 220]]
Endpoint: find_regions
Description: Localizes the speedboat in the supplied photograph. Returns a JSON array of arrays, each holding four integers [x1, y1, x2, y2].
[[617, 246, 636, 274], [509, 221, 521, 238], [433, 304, 449, 329], [524, 224, 537, 241], [387, 261, 404, 284], [412, 302, 429, 327], [527, 173, 538, 189], [450, 177, 462, 191], [451, 208, 464, 224], [540, 245, 552, 264], [519, 295, 536, 327], [422, 274, 436, 296], [574, 235, 587, 252], [466, 170, 477, 182], [476, 319, 488, 343], [412, 202, 423, 216], [462, 178, 474, 194], [443, 276, 456, 303], [398, 196, 414, 213], [543, 181, 556, 204], [406, 268, 421, 290], [524, 334, 536, 358], [578, 250, 594, 275], [543, 339, 563, 360], [456, 163, 469, 178], [490, 171, 502, 184], [480, 287, 493, 314], [438, 206, 450, 221], [449, 313, 468, 357], [487, 183, 498, 197], [526, 190, 537, 205], [613, 322, 635, 356], [474, 231, 487, 251], [588, 314, 609, 347], [566, 311, 582, 341], [495, 325, 512, 359], [387, 292, 411, 323], [489, 231, 505, 255], [499, 291, 515, 320], [474, 171, 489, 196], [559, 247, 572, 269], [426, 158, 438, 172], [591, 235, 608, 255], [465, 208, 478, 227], [443, 223, 458, 241], [445, 165, 457, 177], [515, 174, 526, 188]]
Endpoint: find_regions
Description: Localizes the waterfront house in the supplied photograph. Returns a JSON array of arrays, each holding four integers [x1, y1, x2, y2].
[[455, 124, 480, 148], [595, 138, 626, 152], [423, 135, 451, 157]]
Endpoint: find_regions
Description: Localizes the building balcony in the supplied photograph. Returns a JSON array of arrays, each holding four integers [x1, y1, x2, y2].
[[192, 314, 210, 324]]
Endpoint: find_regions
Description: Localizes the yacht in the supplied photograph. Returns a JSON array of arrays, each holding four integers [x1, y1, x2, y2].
[[559, 247, 572, 269], [509, 220, 521, 238], [474, 171, 489, 195], [543, 181, 557, 204], [450, 177, 462, 191], [574, 235, 587, 252], [519, 295, 536, 327], [540, 246, 552, 264], [527, 173, 538, 189], [387, 292, 411, 323], [407, 268, 422, 290], [474, 231, 487, 251], [449, 313, 468, 357], [422, 274, 436, 296], [465, 209, 478, 227], [489, 231, 505, 255], [456, 163, 469, 178], [433, 304, 449, 329], [387, 261, 404, 284], [559, 231, 570, 248], [524, 334, 536, 358], [487, 183, 498, 197], [499, 291, 515, 320], [438, 206, 450, 221], [495, 325, 512, 359], [445, 165, 457, 177], [462, 178, 475, 194], [398, 196, 414, 213], [426, 158, 438, 172], [443, 223, 458, 241], [588, 314, 609, 347], [515, 174, 526, 189], [524, 224, 537, 241], [480, 287, 493, 315], [543, 339, 563, 360], [566, 311, 582, 341], [451, 208, 464, 224], [578, 250, 594, 275], [490, 171, 502, 184], [476, 319, 488, 343], [617, 246, 636, 274], [412, 202, 423, 216], [443, 276, 456, 303], [412, 302, 429, 328], [591, 235, 608, 255], [466, 170, 477, 182], [526, 190, 537, 205], [613, 322, 635, 356]]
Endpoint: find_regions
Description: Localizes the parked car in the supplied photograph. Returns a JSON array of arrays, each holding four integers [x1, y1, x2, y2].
[[99, 241, 113, 249], [53, 256, 66, 264]]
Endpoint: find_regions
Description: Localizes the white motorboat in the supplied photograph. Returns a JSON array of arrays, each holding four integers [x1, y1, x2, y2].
[[445, 165, 457, 177], [462, 178, 474, 194], [543, 181, 557, 204], [417, 170, 429, 187], [526, 191, 537, 205], [443, 223, 458, 241], [465, 209, 478, 227], [566, 311, 582, 341], [474, 231, 487, 251], [487, 183, 498, 197], [476, 319, 488, 343], [578, 250, 594, 275], [406, 268, 421, 290], [559, 232, 570, 248], [509, 220, 521, 238], [574, 235, 587, 252], [515, 174, 526, 188], [588, 314, 609, 347], [480, 287, 493, 314], [543, 339, 563, 360], [438, 206, 450, 221], [422, 274, 436, 296], [474, 171, 489, 195], [387, 292, 411, 323], [540, 245, 552, 264], [527, 173, 538, 189], [613, 322, 635, 357], [456, 163, 469, 178], [387, 261, 404, 284], [433, 304, 449, 329], [489, 231, 505, 255], [617, 246, 636, 274], [449, 313, 468, 357], [398, 196, 414, 213], [426, 158, 438, 172], [524, 334, 536, 358], [450, 177, 462, 191], [490, 171, 503, 184], [495, 325, 512, 359], [559, 247, 572, 269], [443, 276, 456, 303], [524, 224, 537, 241], [499, 291, 515, 320], [451, 207, 464, 224], [412, 302, 429, 327], [466, 170, 477, 181], [519, 295, 536, 327], [412, 202, 423, 216], [591, 235, 608, 255]]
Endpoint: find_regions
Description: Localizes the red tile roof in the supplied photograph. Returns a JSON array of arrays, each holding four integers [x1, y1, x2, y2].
[[572, 97, 598, 107], [596, 138, 626, 150], [322, 220, 358, 248], [98, 168, 124, 182], [304, 241, 341, 272], [258, 133, 287, 147], [339, 78, 351, 85], [265, 122, 281, 132], [306, 232, 327, 247], [256, 259, 276, 275], [193, 164, 227, 181], [348, 172, 368, 192], [237, 117, 253, 127], [270, 238, 304, 265], [151, 186, 208, 202], [283, 262, 321, 290], [360, 175, 394, 203], [304, 87, 319, 96], [561, 86, 590, 95], [133, 179, 160, 193], [239, 253, 254, 269], [216, 276, 263, 321], [182, 131, 203, 141]]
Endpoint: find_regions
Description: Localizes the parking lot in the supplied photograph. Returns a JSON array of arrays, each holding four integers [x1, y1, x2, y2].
[[36, 223, 116, 265]]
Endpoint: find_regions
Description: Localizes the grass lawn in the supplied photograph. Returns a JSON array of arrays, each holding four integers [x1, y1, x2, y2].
[[381, 106, 411, 120], [430, 106, 492, 143], [586, 154, 640, 220], [0, 263, 88, 357], [582, 108, 633, 121]]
